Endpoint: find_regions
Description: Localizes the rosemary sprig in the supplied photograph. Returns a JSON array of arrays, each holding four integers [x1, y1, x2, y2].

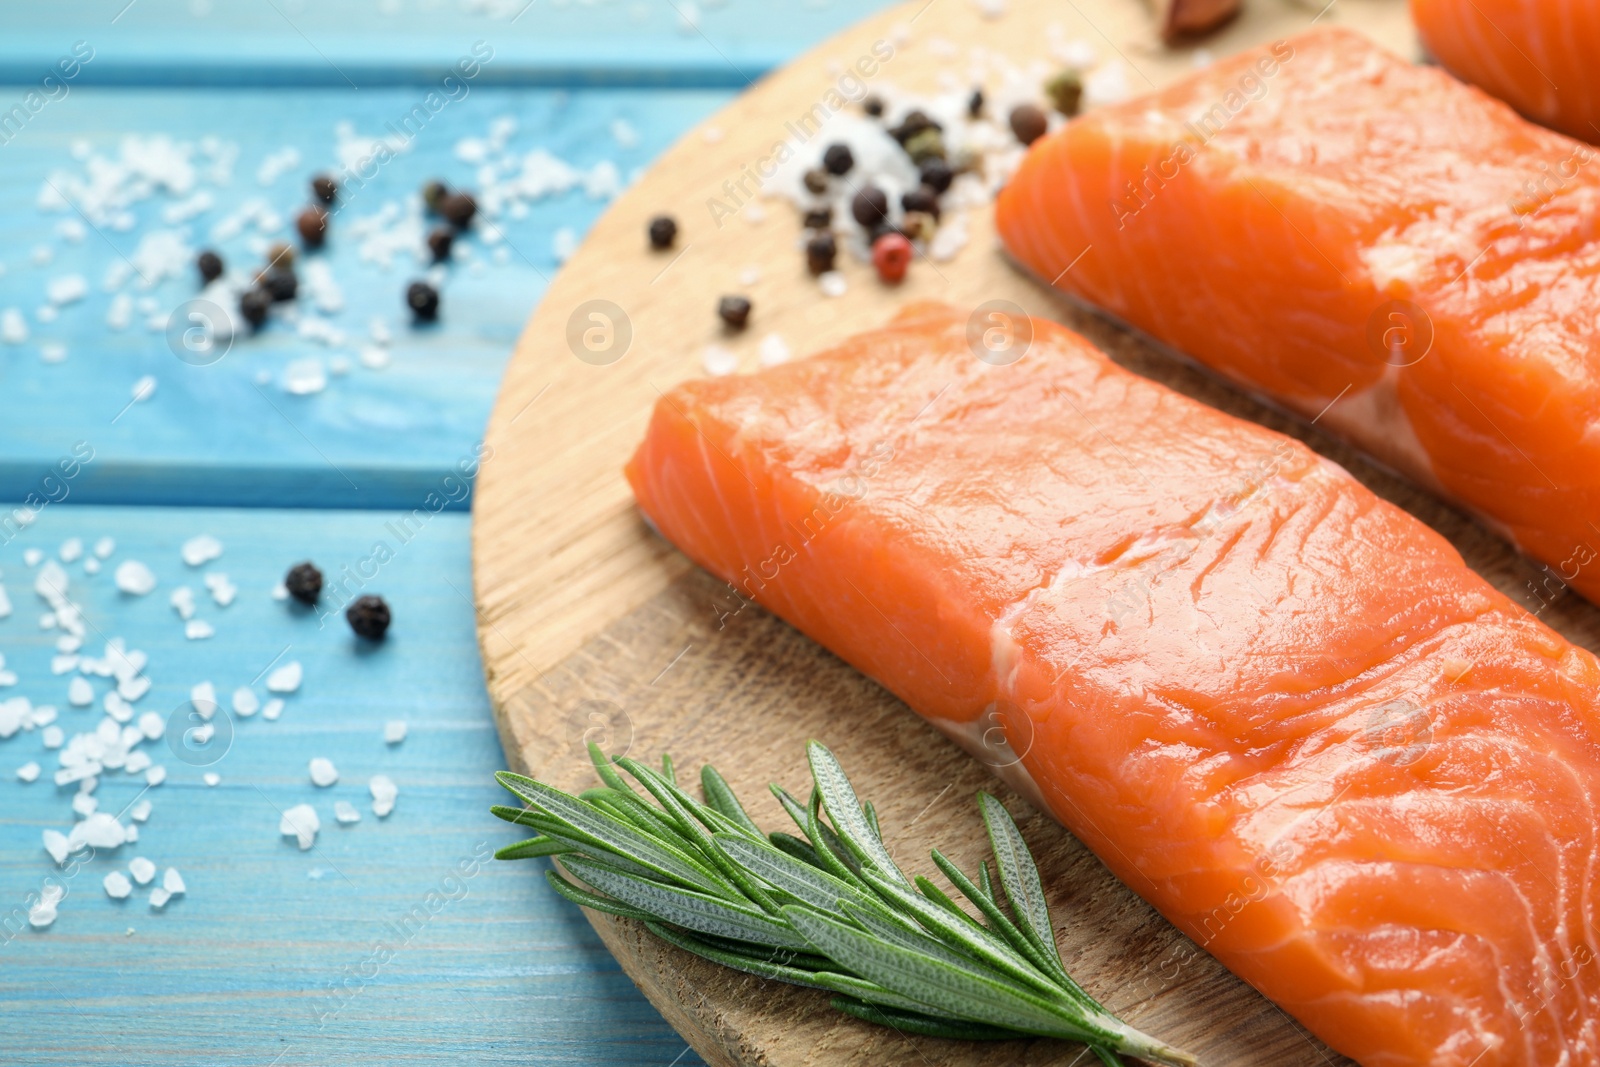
[[492, 741, 1194, 1067]]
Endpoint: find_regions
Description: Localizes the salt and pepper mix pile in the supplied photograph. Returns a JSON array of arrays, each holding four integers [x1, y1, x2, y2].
[[3, 538, 393, 929]]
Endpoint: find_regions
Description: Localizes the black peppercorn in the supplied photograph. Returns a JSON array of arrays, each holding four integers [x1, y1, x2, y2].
[[918, 157, 955, 195], [261, 269, 298, 303], [265, 242, 295, 272], [863, 95, 885, 117], [284, 561, 323, 605], [822, 143, 855, 176], [718, 295, 752, 330], [422, 180, 449, 212], [648, 214, 678, 250], [967, 87, 985, 118], [407, 280, 440, 322], [1009, 103, 1049, 146], [901, 185, 942, 221], [889, 110, 941, 145], [311, 174, 338, 204], [802, 207, 832, 230], [196, 250, 224, 285], [296, 205, 328, 249], [851, 185, 890, 228], [440, 192, 477, 229], [427, 226, 455, 264], [239, 288, 271, 331], [802, 168, 830, 195], [346, 595, 391, 640], [805, 232, 837, 275]]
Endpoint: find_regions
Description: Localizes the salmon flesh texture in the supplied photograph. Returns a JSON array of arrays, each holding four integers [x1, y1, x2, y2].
[[626, 302, 1600, 1067], [996, 26, 1600, 608], [1413, 0, 1600, 143]]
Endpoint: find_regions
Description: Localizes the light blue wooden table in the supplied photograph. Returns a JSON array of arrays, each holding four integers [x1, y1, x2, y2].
[[0, 5, 893, 1063]]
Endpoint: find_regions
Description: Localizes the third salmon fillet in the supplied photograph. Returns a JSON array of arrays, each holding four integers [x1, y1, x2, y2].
[[996, 27, 1600, 605]]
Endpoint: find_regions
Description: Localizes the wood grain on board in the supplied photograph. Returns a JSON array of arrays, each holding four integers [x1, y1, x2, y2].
[[471, 1, 1591, 1064]]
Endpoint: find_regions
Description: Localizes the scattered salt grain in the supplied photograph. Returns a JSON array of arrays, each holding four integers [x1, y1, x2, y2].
[[43, 829, 70, 865], [29, 899, 57, 928], [124, 750, 151, 774], [94, 537, 115, 559], [702, 125, 724, 143], [180, 534, 222, 567], [170, 586, 195, 620], [758, 333, 791, 366], [819, 271, 848, 297], [115, 560, 156, 596], [42, 725, 64, 749], [36, 305, 58, 324], [262, 698, 284, 721], [138, 712, 164, 740], [369, 774, 398, 818], [384, 720, 407, 745], [335, 801, 361, 825], [703, 345, 738, 377], [52, 654, 79, 674], [1, 308, 27, 345], [552, 227, 578, 262], [232, 687, 259, 717], [149, 887, 171, 909], [359, 346, 390, 370], [204, 573, 236, 607], [17, 761, 39, 782], [271, 582, 289, 601], [130, 375, 157, 404], [266, 661, 302, 694], [129, 800, 152, 823], [118, 675, 151, 702], [104, 871, 132, 899], [72, 812, 127, 849], [83, 558, 100, 575], [145, 765, 166, 787], [283, 357, 327, 396], [185, 620, 214, 640], [203, 772, 219, 786], [163, 868, 185, 895], [72, 793, 98, 817], [68, 677, 93, 707], [107, 292, 133, 330], [281, 803, 320, 850], [130, 857, 156, 884], [46, 274, 88, 306], [309, 757, 338, 787], [739, 265, 761, 286], [23, 548, 42, 566]]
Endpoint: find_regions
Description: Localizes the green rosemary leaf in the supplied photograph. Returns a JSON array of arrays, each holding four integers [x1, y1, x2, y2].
[[782, 904, 1116, 1045], [805, 787, 869, 888], [617, 758, 782, 915], [859, 868, 1059, 1001], [978, 794, 1072, 981], [862, 800, 882, 841], [495, 836, 572, 861], [931, 850, 1065, 983], [644, 920, 843, 991], [807, 741, 909, 885], [512, 807, 702, 888], [661, 752, 677, 785], [772, 784, 810, 834], [829, 997, 1026, 1041], [563, 854, 812, 951], [768, 831, 822, 865], [495, 771, 728, 896], [588, 741, 633, 794], [580, 787, 682, 839], [489, 804, 540, 828], [545, 867, 656, 922], [978, 860, 996, 902], [713, 832, 892, 924], [838, 900, 977, 970], [700, 764, 764, 838]]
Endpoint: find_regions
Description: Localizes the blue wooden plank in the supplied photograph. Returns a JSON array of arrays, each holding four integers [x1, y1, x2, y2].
[[0, 85, 729, 510], [0, 0, 899, 88], [0, 504, 704, 1066]]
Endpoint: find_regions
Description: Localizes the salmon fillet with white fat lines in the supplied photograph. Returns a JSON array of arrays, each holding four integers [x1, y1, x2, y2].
[[627, 302, 1600, 1066], [996, 26, 1600, 607]]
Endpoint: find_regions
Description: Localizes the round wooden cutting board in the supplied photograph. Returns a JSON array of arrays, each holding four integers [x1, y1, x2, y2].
[[472, 2, 1600, 1064]]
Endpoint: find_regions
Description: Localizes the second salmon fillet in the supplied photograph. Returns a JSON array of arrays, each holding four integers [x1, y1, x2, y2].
[[628, 303, 1600, 1067], [996, 27, 1600, 606]]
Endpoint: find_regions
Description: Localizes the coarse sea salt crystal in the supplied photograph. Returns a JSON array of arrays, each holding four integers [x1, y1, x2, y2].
[[266, 661, 302, 694], [703, 345, 737, 377], [384, 720, 406, 745], [283, 357, 327, 396], [68, 677, 93, 706], [281, 803, 320, 850], [125, 750, 151, 774], [138, 712, 164, 740], [118, 675, 151, 702], [23, 548, 42, 566], [149, 887, 171, 909], [146, 765, 166, 786], [262, 698, 283, 721], [0, 587, 10, 619], [94, 537, 115, 559], [232, 687, 259, 717], [104, 870, 132, 899], [43, 829, 70, 864], [42, 725, 64, 749], [115, 560, 156, 596], [359, 346, 390, 370], [819, 271, 848, 297], [130, 375, 158, 404], [204, 573, 236, 607], [29, 899, 57, 928], [163, 868, 185, 895], [335, 800, 361, 825], [52, 654, 79, 674], [83, 557, 100, 575], [72, 812, 126, 849], [72, 793, 98, 817], [203, 772, 219, 786], [47, 274, 88, 306], [58, 538, 83, 563], [2, 308, 29, 345], [309, 757, 338, 787], [758, 333, 790, 366], [130, 857, 156, 884], [170, 586, 195, 620], [185, 620, 214, 641], [129, 800, 152, 823], [180, 534, 222, 567], [369, 775, 398, 818], [191, 681, 216, 708], [18, 761, 40, 782]]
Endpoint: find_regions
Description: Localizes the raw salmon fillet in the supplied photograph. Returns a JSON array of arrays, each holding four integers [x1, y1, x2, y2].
[[627, 303, 1600, 1067], [996, 27, 1600, 606], [1413, 0, 1600, 142]]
